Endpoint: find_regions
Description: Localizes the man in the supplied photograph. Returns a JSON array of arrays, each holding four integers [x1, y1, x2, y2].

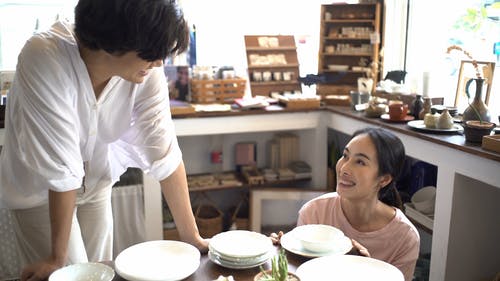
[[0, 0, 207, 280]]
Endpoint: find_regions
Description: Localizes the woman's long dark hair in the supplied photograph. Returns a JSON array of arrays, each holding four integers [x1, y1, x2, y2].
[[352, 127, 405, 209]]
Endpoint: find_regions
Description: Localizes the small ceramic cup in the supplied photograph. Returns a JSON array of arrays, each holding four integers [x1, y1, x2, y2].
[[273, 71, 282, 81], [252, 72, 262, 82], [262, 71, 272, 82], [388, 103, 408, 120]]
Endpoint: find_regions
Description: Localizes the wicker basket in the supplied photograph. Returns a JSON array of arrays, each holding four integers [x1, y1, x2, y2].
[[231, 198, 249, 230], [191, 78, 246, 104], [194, 203, 223, 238]]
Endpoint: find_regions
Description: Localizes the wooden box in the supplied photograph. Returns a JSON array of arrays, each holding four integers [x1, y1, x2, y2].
[[191, 78, 246, 104], [482, 135, 500, 153]]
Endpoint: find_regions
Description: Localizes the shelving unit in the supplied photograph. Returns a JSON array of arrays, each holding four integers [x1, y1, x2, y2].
[[244, 35, 302, 96], [317, 3, 383, 97]]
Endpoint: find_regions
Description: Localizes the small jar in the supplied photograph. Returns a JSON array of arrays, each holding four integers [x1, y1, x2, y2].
[[419, 97, 432, 120]]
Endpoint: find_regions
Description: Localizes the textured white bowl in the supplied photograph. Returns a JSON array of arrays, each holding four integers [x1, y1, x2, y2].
[[294, 224, 344, 253], [49, 262, 114, 281], [411, 186, 436, 215]]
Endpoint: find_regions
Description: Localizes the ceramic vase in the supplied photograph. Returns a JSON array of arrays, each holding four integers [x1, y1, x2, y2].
[[418, 97, 432, 120], [436, 109, 454, 129], [462, 78, 491, 122], [410, 94, 424, 119]]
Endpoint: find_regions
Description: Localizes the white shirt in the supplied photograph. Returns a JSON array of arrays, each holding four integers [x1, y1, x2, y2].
[[0, 21, 182, 209]]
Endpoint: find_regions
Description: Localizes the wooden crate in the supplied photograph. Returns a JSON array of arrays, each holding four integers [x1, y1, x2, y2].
[[191, 78, 246, 104]]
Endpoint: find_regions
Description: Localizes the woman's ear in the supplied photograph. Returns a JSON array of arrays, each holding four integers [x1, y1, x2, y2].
[[378, 174, 393, 189]]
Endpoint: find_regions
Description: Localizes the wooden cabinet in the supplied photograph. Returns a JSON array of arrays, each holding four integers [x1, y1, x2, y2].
[[317, 3, 383, 97], [244, 35, 302, 96]]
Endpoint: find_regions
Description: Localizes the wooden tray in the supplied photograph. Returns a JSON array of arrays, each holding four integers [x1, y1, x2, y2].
[[482, 134, 500, 153], [191, 78, 246, 104]]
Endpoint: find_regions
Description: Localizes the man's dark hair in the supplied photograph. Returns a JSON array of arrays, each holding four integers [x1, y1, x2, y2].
[[74, 0, 189, 61]]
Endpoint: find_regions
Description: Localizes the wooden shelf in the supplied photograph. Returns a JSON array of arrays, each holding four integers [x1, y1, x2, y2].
[[188, 177, 312, 192], [245, 35, 302, 97], [247, 64, 300, 69], [317, 3, 382, 97], [404, 203, 434, 234], [249, 81, 300, 87], [324, 19, 375, 23], [321, 53, 372, 57], [245, 46, 297, 51]]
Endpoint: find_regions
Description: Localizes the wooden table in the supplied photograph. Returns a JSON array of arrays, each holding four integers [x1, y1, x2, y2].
[[109, 246, 313, 281]]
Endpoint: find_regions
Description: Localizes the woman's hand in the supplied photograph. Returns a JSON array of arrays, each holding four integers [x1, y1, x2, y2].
[[349, 238, 370, 257], [269, 231, 284, 245]]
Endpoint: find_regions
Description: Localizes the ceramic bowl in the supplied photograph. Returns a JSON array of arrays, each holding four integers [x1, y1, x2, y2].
[[49, 262, 114, 281], [294, 224, 344, 253], [411, 186, 436, 215]]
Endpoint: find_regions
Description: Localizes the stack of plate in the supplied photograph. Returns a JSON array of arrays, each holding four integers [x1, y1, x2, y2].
[[208, 230, 273, 269]]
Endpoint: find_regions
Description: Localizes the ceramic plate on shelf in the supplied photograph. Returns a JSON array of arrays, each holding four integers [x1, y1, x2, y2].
[[380, 114, 415, 123], [280, 230, 352, 258], [115, 240, 200, 281], [296, 255, 404, 281], [407, 120, 464, 133]]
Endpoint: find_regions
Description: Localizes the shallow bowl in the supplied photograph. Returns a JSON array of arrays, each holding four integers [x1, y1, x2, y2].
[[49, 262, 114, 281], [294, 224, 344, 253], [411, 186, 436, 215]]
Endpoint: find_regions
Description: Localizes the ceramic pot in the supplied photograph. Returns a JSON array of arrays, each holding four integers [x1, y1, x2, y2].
[[418, 97, 432, 120], [410, 94, 424, 119], [254, 270, 301, 281], [463, 120, 495, 143], [462, 78, 491, 122], [424, 113, 439, 128], [436, 109, 454, 129]]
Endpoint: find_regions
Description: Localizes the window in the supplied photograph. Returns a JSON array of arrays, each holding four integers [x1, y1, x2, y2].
[[405, 0, 500, 117], [0, 0, 77, 70]]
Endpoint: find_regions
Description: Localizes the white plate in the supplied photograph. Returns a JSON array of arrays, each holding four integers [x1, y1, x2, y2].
[[296, 255, 404, 281], [208, 251, 270, 269], [407, 120, 463, 133], [209, 230, 272, 259], [115, 240, 200, 281], [280, 230, 352, 258], [49, 262, 114, 281]]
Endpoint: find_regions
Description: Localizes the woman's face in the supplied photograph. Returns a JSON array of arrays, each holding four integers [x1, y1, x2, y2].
[[110, 52, 163, 84], [336, 134, 389, 201]]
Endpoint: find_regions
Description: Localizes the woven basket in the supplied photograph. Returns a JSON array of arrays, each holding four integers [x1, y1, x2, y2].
[[194, 204, 223, 238], [231, 198, 249, 230]]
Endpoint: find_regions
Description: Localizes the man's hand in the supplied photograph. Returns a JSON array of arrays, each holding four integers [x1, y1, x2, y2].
[[20, 256, 64, 281]]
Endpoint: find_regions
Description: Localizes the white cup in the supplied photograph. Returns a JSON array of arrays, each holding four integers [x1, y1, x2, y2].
[[283, 72, 293, 81], [263, 71, 272, 82], [253, 72, 262, 82], [273, 72, 282, 81]]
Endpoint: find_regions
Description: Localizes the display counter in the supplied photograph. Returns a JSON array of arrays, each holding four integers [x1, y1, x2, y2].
[[1, 104, 498, 281], [170, 105, 500, 281]]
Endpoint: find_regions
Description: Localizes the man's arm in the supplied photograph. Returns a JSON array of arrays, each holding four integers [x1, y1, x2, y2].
[[160, 161, 208, 251], [21, 189, 77, 281]]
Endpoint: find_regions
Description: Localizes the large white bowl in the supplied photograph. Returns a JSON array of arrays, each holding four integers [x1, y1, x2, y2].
[[293, 224, 344, 253], [49, 262, 114, 281], [411, 186, 436, 215]]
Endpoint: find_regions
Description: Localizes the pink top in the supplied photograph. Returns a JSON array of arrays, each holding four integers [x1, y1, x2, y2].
[[297, 192, 420, 281]]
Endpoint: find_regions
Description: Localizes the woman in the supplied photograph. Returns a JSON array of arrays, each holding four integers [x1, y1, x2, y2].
[[0, 1, 207, 280], [297, 127, 419, 281]]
